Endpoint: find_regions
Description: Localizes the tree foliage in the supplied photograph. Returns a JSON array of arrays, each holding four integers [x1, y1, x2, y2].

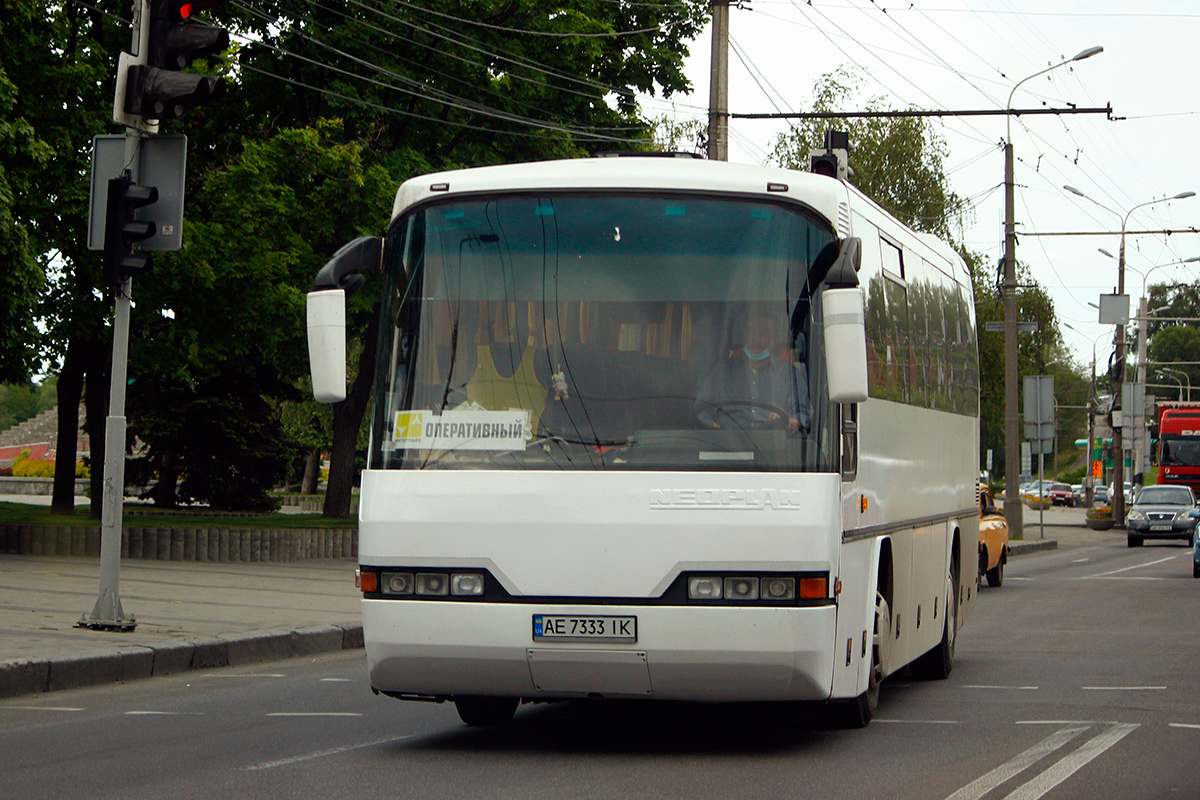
[[22, 0, 709, 513], [1146, 280, 1200, 400], [768, 68, 965, 241], [770, 68, 1091, 480]]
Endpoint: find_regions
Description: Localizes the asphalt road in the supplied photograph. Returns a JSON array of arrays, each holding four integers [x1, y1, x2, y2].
[[2, 534, 1197, 800]]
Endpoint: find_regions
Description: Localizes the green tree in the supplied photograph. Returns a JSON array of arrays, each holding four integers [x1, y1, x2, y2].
[[0, 67, 49, 383], [971, 255, 1088, 481], [126, 123, 408, 510], [768, 68, 965, 240], [1, 0, 121, 514], [30, 1, 710, 515], [1146, 280, 1200, 400], [210, 1, 709, 516], [769, 68, 1092, 484]]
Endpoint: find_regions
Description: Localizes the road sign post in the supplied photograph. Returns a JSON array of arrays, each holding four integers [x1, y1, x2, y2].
[[1024, 375, 1056, 540]]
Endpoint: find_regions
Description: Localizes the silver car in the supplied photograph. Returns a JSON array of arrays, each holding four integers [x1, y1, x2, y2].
[[1127, 485, 1198, 547]]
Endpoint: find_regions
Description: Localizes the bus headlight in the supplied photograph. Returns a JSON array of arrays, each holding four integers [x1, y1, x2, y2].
[[724, 577, 759, 600], [761, 577, 796, 600], [415, 572, 449, 595], [688, 577, 723, 600], [451, 573, 485, 596], [380, 571, 414, 595]]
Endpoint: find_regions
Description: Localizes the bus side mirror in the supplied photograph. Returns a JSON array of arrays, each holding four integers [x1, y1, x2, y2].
[[313, 236, 382, 296], [306, 236, 383, 404], [823, 287, 868, 404], [307, 288, 347, 403]]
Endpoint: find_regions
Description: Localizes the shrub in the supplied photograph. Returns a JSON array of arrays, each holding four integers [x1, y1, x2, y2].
[[12, 458, 54, 478], [10, 459, 89, 478]]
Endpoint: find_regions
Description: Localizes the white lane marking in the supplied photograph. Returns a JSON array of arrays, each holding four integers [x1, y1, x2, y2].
[[1169, 723, 1200, 730], [1002, 723, 1138, 800], [200, 673, 285, 679], [943, 726, 1089, 800], [1086, 556, 1176, 578], [0, 706, 84, 712], [265, 712, 362, 717], [1088, 577, 1164, 581], [244, 734, 413, 771], [1072, 558, 1091, 563], [320, 678, 354, 682], [1081, 686, 1166, 691], [962, 685, 1039, 691]]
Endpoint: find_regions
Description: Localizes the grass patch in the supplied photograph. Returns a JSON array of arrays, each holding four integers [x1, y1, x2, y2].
[[0, 502, 355, 529]]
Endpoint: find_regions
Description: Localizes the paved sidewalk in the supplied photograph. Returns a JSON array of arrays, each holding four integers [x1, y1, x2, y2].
[[1008, 504, 1125, 555], [0, 553, 361, 699]]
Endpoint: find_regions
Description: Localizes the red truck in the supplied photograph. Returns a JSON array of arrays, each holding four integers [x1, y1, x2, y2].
[[1157, 404, 1200, 493]]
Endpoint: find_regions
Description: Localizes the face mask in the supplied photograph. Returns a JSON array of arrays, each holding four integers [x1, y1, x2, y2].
[[744, 347, 771, 361]]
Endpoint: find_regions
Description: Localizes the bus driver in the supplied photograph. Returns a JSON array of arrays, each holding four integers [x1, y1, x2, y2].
[[694, 313, 810, 434]]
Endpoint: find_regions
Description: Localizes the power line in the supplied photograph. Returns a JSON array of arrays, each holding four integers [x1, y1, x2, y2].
[[732, 105, 1112, 119]]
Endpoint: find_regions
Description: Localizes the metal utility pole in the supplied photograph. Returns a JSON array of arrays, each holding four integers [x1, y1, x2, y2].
[[707, 0, 729, 162], [1003, 139, 1022, 531]]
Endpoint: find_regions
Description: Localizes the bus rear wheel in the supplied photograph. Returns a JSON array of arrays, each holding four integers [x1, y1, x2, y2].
[[911, 565, 957, 680], [455, 696, 519, 726]]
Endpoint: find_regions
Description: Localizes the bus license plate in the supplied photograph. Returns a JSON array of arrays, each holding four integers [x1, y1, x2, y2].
[[533, 615, 637, 643]]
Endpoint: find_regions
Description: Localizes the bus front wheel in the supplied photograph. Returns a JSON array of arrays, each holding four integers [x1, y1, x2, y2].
[[825, 592, 886, 729], [455, 696, 519, 726]]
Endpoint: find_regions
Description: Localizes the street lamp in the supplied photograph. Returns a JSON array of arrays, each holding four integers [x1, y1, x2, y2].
[[1003, 45, 1103, 531], [1064, 323, 1114, 505], [1158, 369, 1185, 402], [1062, 187, 1197, 522]]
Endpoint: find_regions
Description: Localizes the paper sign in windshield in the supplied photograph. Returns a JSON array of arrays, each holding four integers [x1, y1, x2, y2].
[[394, 409, 528, 451]]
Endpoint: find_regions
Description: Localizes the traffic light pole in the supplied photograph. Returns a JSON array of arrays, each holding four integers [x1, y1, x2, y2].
[[81, 2, 154, 631], [83, 0, 230, 630]]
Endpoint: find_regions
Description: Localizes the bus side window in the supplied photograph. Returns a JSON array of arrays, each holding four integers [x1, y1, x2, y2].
[[841, 402, 858, 480]]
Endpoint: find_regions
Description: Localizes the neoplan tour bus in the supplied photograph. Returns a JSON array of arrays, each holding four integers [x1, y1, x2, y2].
[[306, 154, 980, 728]]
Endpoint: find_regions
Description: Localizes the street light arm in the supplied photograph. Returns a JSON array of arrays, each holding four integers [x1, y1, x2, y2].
[[1007, 47, 1103, 142]]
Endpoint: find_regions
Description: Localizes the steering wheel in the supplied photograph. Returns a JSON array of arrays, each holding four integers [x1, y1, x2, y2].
[[692, 399, 792, 431]]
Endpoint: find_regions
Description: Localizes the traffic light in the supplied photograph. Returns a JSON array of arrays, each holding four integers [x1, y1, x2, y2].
[[103, 173, 159, 286], [810, 152, 840, 178], [124, 0, 231, 121]]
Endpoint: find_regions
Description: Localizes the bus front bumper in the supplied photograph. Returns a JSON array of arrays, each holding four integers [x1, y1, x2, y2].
[[363, 600, 839, 703]]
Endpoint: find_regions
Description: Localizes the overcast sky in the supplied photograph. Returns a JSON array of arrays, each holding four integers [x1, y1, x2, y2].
[[641, 1, 1200, 385]]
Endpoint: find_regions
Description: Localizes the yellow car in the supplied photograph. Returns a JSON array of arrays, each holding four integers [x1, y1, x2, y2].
[[978, 485, 1009, 588]]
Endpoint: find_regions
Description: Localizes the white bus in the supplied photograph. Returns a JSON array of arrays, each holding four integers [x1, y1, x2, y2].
[[307, 155, 980, 727]]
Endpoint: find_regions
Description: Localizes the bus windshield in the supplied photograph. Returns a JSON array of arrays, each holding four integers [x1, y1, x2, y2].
[[370, 192, 841, 472]]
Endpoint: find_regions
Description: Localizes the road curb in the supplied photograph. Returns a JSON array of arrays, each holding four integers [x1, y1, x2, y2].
[[1009, 539, 1058, 556], [0, 623, 365, 700]]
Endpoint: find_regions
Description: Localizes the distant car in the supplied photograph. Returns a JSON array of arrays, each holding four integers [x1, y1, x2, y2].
[[1072, 484, 1085, 505], [978, 485, 1009, 587], [1047, 482, 1075, 507], [1109, 482, 1136, 505], [1126, 484, 1198, 547], [1092, 485, 1110, 505]]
